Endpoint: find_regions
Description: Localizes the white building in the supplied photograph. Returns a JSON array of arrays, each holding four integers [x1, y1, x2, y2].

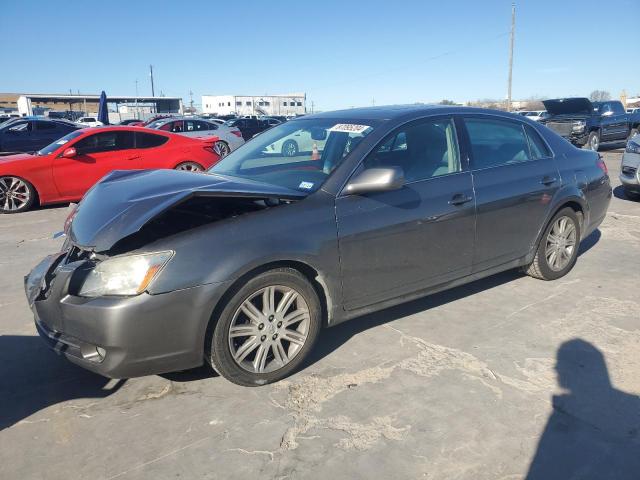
[[201, 93, 306, 117]]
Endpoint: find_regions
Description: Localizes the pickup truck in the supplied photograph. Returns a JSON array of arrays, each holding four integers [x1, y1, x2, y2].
[[540, 98, 638, 151]]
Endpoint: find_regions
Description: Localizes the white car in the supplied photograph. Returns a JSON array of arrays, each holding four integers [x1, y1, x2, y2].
[[523, 111, 548, 122], [76, 116, 104, 127], [149, 118, 244, 157]]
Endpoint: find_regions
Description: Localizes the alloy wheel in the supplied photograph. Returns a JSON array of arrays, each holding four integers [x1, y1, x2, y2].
[[545, 216, 577, 271], [0, 176, 30, 212], [590, 134, 599, 151], [213, 141, 230, 158], [175, 162, 203, 172], [228, 285, 310, 374]]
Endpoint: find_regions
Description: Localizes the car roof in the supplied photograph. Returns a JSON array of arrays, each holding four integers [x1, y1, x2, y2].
[[299, 104, 526, 122]]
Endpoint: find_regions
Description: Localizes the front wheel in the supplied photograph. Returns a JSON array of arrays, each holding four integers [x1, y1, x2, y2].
[[586, 131, 600, 151], [174, 161, 204, 172], [524, 207, 581, 280], [281, 139, 299, 157], [0, 176, 36, 213], [208, 268, 321, 386]]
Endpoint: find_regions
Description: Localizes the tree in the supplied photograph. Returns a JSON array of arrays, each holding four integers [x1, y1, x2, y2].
[[438, 99, 456, 105], [589, 90, 611, 102]]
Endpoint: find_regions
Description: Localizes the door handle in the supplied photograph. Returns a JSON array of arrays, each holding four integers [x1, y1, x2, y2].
[[448, 193, 473, 206], [126, 155, 140, 161], [540, 176, 558, 186]]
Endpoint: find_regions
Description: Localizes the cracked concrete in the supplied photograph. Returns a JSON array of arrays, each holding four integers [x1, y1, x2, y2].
[[1, 150, 638, 479]]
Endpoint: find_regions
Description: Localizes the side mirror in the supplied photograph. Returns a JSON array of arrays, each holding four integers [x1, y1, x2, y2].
[[309, 127, 327, 141], [344, 167, 404, 195], [62, 147, 77, 158]]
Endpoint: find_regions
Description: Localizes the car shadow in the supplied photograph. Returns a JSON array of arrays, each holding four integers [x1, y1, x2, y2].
[[525, 339, 640, 479], [613, 185, 639, 202], [0, 335, 125, 430]]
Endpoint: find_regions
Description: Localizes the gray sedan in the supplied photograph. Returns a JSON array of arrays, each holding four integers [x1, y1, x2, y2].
[[25, 105, 611, 386], [620, 134, 640, 200], [148, 118, 245, 157]]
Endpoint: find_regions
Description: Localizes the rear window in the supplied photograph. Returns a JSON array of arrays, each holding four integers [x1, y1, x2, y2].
[[464, 117, 531, 169]]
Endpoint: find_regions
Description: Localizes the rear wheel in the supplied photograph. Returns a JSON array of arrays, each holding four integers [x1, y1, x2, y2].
[[0, 176, 36, 213], [213, 141, 230, 158], [208, 268, 321, 386], [586, 131, 600, 151], [281, 140, 299, 157], [174, 161, 204, 172], [525, 207, 581, 280]]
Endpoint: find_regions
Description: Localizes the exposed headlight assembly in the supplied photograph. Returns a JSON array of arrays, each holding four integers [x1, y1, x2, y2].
[[78, 251, 173, 297], [625, 141, 640, 154], [572, 120, 586, 132]]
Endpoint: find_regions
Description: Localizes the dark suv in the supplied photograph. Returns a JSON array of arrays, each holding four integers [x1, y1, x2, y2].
[[540, 98, 630, 151]]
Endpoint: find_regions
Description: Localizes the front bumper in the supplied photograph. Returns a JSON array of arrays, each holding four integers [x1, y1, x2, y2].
[[25, 253, 230, 378], [620, 151, 640, 191]]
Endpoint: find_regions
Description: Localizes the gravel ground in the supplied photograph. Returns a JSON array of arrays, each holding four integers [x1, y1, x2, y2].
[[1, 148, 638, 479]]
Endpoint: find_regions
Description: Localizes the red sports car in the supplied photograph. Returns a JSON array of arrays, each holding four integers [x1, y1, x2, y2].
[[0, 126, 220, 213]]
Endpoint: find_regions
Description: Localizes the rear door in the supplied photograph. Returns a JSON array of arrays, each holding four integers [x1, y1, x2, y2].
[[134, 131, 171, 167], [53, 130, 137, 198], [462, 116, 560, 272], [336, 116, 476, 310], [610, 101, 629, 140], [34, 121, 63, 150]]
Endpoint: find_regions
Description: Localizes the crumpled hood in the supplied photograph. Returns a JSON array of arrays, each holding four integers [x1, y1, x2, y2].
[[70, 169, 306, 252], [543, 98, 594, 116]]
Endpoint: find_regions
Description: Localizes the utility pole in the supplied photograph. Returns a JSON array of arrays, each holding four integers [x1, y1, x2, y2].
[[311, 101, 315, 114], [506, 2, 515, 112], [149, 65, 155, 97], [189, 90, 194, 113], [135, 79, 139, 118]]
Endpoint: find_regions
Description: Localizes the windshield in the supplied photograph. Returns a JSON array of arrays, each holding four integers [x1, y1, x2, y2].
[[37, 130, 84, 155], [209, 118, 377, 193]]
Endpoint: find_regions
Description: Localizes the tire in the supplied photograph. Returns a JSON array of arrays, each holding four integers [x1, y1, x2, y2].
[[281, 139, 299, 157], [208, 268, 321, 386], [174, 161, 204, 172], [0, 176, 36, 213], [525, 207, 581, 280], [586, 131, 600, 151], [213, 141, 230, 158], [623, 187, 640, 201]]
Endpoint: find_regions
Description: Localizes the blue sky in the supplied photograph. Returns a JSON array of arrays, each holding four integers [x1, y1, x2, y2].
[[1, 0, 639, 111]]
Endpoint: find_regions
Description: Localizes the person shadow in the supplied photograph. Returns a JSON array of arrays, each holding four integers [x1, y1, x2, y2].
[[526, 339, 640, 479]]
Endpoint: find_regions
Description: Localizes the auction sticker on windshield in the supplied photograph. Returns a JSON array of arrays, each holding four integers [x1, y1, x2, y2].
[[298, 181, 314, 190], [329, 124, 370, 134]]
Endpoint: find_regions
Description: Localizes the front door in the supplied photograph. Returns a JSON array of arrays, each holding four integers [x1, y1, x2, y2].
[[336, 116, 476, 311], [462, 116, 561, 271], [53, 130, 137, 198]]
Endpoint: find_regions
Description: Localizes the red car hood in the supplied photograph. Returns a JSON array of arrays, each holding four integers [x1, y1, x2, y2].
[[0, 152, 37, 163]]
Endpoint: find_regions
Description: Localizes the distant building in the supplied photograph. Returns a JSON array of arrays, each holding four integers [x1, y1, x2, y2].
[[202, 93, 306, 117], [0, 93, 183, 122]]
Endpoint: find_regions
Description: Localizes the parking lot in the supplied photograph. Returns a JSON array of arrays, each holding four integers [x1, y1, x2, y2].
[[0, 148, 638, 479]]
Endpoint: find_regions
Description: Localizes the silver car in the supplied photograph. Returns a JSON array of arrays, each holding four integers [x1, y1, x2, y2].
[[148, 118, 244, 157], [620, 133, 640, 200]]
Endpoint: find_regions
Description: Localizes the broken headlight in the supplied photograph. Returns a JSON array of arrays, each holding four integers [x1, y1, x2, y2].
[[78, 251, 173, 297], [572, 120, 586, 132]]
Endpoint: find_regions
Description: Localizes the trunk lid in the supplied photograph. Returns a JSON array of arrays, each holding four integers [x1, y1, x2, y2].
[[542, 98, 594, 116], [69, 169, 306, 252]]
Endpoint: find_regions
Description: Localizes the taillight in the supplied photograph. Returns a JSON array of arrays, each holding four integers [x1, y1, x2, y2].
[[231, 130, 242, 138], [596, 155, 608, 175]]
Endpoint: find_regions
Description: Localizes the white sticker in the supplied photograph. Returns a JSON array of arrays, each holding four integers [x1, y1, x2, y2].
[[298, 181, 314, 190], [328, 123, 370, 134], [56, 139, 69, 145]]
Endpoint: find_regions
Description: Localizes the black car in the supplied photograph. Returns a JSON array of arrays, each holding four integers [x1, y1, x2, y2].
[[25, 105, 611, 386], [540, 98, 631, 151], [0, 118, 80, 153], [225, 117, 272, 140], [118, 119, 142, 125]]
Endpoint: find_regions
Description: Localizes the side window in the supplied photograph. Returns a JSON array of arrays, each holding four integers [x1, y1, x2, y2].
[[464, 118, 531, 169], [197, 121, 215, 131], [524, 125, 552, 160], [135, 132, 169, 149], [158, 122, 172, 131], [36, 121, 57, 130], [170, 121, 183, 133], [611, 102, 625, 114], [185, 120, 196, 132], [363, 117, 460, 182], [74, 131, 134, 154], [7, 121, 31, 132]]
